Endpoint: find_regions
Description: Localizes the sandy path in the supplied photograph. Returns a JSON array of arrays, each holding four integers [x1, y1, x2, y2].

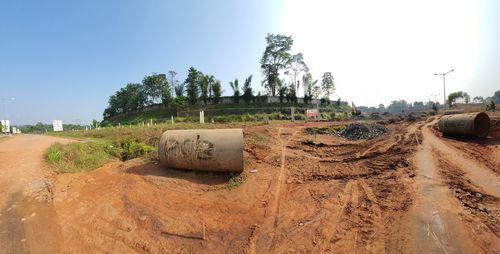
[[424, 128, 500, 197], [0, 134, 71, 254]]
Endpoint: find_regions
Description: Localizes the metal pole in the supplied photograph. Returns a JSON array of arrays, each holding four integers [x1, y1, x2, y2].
[[443, 75, 446, 112], [2, 99, 5, 135], [434, 69, 453, 114], [2, 99, 5, 122]]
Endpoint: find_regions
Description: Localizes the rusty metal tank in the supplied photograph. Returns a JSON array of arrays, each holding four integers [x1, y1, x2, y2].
[[438, 112, 491, 137], [158, 129, 244, 172]]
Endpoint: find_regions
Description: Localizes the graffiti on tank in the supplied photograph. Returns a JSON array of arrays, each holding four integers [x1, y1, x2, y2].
[[164, 136, 215, 160]]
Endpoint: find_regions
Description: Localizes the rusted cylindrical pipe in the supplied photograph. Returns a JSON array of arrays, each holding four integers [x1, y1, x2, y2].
[[438, 112, 491, 137], [158, 129, 243, 172]]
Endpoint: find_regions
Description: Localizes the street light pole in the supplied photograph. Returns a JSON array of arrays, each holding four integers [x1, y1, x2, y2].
[[1, 97, 15, 134], [434, 69, 454, 113]]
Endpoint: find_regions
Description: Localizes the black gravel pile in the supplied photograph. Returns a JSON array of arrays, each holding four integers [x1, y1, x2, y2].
[[339, 123, 388, 140]]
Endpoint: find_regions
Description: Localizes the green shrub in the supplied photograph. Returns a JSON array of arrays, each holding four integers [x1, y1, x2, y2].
[[108, 139, 155, 161], [321, 113, 331, 120], [294, 113, 306, 120]]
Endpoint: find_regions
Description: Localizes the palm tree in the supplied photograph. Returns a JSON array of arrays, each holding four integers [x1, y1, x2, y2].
[[241, 75, 253, 103], [229, 79, 240, 103]]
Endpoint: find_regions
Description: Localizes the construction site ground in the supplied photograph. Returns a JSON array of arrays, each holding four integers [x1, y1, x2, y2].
[[0, 118, 499, 253]]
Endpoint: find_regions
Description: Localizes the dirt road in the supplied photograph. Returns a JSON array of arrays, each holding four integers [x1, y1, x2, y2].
[[394, 121, 499, 254], [0, 135, 71, 253]]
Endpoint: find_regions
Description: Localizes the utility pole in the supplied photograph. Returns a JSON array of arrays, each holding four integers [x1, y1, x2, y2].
[[434, 69, 454, 113]]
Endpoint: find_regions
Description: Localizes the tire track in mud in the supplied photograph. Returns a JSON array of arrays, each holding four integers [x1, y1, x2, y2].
[[248, 127, 299, 254], [314, 178, 386, 253], [402, 122, 483, 254]]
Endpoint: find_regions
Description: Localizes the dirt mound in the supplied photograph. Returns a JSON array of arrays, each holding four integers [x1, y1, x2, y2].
[[339, 123, 388, 140]]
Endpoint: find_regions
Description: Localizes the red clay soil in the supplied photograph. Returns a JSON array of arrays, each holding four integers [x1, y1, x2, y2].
[[1, 120, 499, 253]]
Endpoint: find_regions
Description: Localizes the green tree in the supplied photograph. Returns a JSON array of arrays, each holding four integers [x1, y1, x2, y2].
[[241, 75, 254, 103], [171, 96, 187, 110], [378, 104, 385, 111], [486, 100, 495, 111], [473, 96, 484, 103], [286, 53, 308, 93], [124, 83, 147, 112], [413, 101, 424, 108], [174, 83, 185, 97], [387, 100, 409, 112], [207, 75, 215, 100], [277, 79, 287, 103], [287, 83, 297, 104], [91, 119, 100, 128], [103, 83, 147, 118], [493, 90, 500, 103], [199, 74, 210, 104], [321, 72, 335, 99], [229, 79, 240, 103], [260, 34, 293, 96], [447, 91, 465, 107], [185, 67, 200, 105], [312, 84, 321, 100], [168, 71, 180, 97], [463, 92, 470, 104], [302, 73, 318, 104], [161, 84, 172, 106], [211, 80, 222, 104], [142, 73, 169, 105]]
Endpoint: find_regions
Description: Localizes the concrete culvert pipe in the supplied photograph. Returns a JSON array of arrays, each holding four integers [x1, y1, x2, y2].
[[158, 129, 244, 172], [438, 112, 491, 138]]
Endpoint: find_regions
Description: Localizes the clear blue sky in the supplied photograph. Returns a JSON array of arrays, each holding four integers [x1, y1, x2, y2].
[[1, 0, 499, 125], [0, 0, 281, 125]]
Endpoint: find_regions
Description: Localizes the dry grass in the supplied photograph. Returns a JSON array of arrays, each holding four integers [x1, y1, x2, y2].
[[49, 121, 272, 147]]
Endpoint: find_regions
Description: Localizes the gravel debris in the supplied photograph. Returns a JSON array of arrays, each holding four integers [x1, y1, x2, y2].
[[339, 123, 388, 140]]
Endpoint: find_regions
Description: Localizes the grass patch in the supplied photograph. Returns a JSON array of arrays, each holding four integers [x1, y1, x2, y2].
[[45, 141, 114, 173], [46, 143, 63, 163], [224, 172, 247, 190], [209, 171, 248, 191], [253, 132, 269, 142], [45, 139, 156, 173]]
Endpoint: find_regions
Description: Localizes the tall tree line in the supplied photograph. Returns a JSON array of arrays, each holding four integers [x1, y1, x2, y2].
[[103, 68, 223, 119], [104, 33, 344, 119]]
